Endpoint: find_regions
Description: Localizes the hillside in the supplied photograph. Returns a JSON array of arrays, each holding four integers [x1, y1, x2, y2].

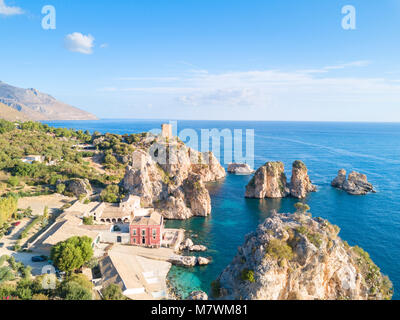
[[0, 81, 98, 121], [0, 102, 31, 122]]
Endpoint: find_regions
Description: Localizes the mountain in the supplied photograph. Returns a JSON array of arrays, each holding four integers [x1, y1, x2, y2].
[[0, 102, 32, 122], [0, 81, 98, 121]]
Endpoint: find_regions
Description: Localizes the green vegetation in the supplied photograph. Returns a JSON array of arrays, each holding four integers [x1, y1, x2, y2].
[[83, 216, 94, 225], [100, 184, 120, 203], [0, 195, 18, 228], [19, 216, 43, 239], [211, 280, 221, 298], [51, 236, 94, 273], [295, 225, 323, 248], [101, 283, 125, 300], [294, 202, 310, 214], [292, 160, 306, 170], [240, 269, 255, 283], [266, 239, 294, 261], [351, 245, 393, 299]]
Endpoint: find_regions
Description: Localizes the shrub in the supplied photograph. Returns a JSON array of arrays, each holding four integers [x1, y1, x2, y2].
[[59, 280, 92, 300], [83, 216, 94, 225], [101, 283, 125, 300], [211, 280, 221, 298], [240, 269, 255, 283], [100, 185, 120, 203], [7, 176, 20, 187], [56, 184, 66, 194], [266, 239, 294, 261]]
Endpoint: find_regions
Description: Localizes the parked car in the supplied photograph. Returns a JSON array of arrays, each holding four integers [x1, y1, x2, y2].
[[0, 243, 4, 248], [12, 221, 21, 227], [31, 256, 47, 262], [5, 228, 13, 236]]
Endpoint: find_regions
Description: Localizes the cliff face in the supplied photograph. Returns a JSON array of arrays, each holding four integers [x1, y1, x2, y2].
[[215, 212, 393, 300], [332, 169, 375, 195], [245, 161, 316, 199], [122, 141, 225, 220], [245, 162, 288, 198], [290, 160, 317, 198]]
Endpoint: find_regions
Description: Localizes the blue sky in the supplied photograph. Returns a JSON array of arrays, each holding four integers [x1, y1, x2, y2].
[[1, 0, 400, 121]]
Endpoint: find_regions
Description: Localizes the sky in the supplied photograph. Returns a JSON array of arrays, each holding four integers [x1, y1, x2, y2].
[[1, 0, 400, 121]]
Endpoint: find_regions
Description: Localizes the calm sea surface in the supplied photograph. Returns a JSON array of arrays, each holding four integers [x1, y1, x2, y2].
[[44, 120, 400, 299]]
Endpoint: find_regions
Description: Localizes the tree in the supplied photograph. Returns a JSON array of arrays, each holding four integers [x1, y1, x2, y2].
[[0, 266, 15, 284], [59, 279, 92, 300], [101, 283, 125, 300], [100, 185, 119, 203], [294, 202, 310, 214], [7, 176, 20, 187], [83, 216, 93, 225], [0, 196, 18, 228], [51, 236, 94, 273]]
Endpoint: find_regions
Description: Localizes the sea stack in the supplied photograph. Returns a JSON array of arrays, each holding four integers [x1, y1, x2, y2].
[[331, 169, 375, 195], [290, 160, 317, 198], [245, 161, 289, 198], [227, 163, 254, 175], [214, 211, 393, 300], [245, 161, 316, 199]]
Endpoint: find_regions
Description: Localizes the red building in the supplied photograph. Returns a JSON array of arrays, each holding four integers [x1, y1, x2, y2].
[[129, 212, 164, 248]]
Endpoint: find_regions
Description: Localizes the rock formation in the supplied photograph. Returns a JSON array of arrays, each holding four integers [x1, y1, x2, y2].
[[180, 238, 207, 252], [331, 169, 375, 195], [290, 160, 317, 198], [122, 141, 226, 220], [214, 211, 393, 300], [63, 178, 91, 197], [187, 291, 208, 300], [245, 161, 316, 199], [227, 163, 254, 175]]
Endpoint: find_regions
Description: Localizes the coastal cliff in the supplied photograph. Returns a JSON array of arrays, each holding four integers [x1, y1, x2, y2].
[[245, 161, 316, 199], [122, 140, 225, 220], [214, 211, 393, 300]]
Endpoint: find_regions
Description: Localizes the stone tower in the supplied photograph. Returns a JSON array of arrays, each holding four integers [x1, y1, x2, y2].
[[161, 124, 173, 139]]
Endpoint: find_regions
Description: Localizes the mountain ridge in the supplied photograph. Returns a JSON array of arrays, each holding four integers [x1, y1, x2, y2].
[[0, 80, 98, 121]]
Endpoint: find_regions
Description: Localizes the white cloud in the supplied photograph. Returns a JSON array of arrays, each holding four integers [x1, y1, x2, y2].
[[97, 60, 400, 121], [64, 32, 95, 55], [100, 43, 108, 48], [0, 0, 23, 16]]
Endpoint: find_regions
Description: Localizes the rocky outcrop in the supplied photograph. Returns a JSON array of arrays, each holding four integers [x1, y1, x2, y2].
[[169, 255, 197, 267], [245, 161, 316, 199], [63, 178, 91, 197], [227, 163, 254, 175], [215, 211, 393, 300], [180, 238, 207, 252], [122, 142, 226, 220], [331, 169, 375, 195], [245, 162, 289, 199], [197, 257, 211, 265], [290, 161, 317, 198], [187, 291, 208, 300]]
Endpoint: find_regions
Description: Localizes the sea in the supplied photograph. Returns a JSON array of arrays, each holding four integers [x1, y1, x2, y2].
[[44, 119, 400, 300]]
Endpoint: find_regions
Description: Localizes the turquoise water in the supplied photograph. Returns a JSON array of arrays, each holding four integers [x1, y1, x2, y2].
[[45, 120, 400, 299]]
